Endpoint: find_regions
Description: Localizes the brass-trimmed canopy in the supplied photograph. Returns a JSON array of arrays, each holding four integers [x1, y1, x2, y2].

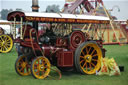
[[7, 11, 110, 24]]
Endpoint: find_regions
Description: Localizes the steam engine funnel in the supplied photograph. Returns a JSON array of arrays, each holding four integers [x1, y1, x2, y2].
[[32, 0, 39, 31], [32, 0, 39, 12]]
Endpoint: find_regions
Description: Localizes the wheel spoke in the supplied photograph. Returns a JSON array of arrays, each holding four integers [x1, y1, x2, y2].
[[6, 39, 10, 42], [4, 36, 7, 42], [88, 47, 92, 54], [3, 45, 7, 50], [6, 42, 11, 45], [42, 70, 45, 75], [80, 56, 84, 59], [35, 70, 40, 75], [5, 44, 10, 47], [0, 46, 3, 49], [2, 46, 5, 51], [4, 44, 8, 49], [92, 59, 98, 62], [45, 66, 50, 69], [2, 46, 5, 50], [82, 51, 85, 55], [0, 37, 4, 42], [90, 62, 96, 67], [19, 67, 24, 72], [6, 41, 11, 44], [18, 65, 22, 68], [86, 47, 89, 54], [3, 36, 6, 40], [92, 54, 98, 57], [83, 62, 87, 68], [80, 60, 84, 64], [3, 46, 6, 51], [89, 63, 92, 70], [85, 64, 88, 71], [91, 49, 95, 55], [34, 65, 38, 69]]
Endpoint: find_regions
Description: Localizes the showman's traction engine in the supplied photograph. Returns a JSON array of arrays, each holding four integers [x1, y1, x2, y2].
[[7, 0, 110, 79]]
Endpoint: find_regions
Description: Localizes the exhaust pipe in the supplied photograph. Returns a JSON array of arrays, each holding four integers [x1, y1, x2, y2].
[[32, 0, 39, 31], [32, 0, 39, 12]]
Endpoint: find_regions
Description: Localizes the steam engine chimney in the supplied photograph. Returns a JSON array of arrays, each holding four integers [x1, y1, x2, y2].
[[32, 0, 39, 12], [32, 0, 39, 31]]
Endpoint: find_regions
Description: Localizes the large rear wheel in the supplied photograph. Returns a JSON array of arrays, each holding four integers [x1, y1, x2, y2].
[[0, 34, 13, 53], [74, 41, 102, 74]]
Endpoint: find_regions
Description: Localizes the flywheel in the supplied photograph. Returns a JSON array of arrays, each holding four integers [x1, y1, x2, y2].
[[74, 41, 102, 74], [70, 31, 85, 49]]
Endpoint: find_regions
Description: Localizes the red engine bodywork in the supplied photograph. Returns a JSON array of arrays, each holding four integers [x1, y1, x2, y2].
[[57, 51, 73, 67], [17, 26, 104, 68]]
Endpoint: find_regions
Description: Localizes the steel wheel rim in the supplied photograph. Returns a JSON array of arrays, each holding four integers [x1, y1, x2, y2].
[[79, 43, 102, 74], [16, 55, 31, 76], [0, 35, 13, 53], [32, 57, 51, 79]]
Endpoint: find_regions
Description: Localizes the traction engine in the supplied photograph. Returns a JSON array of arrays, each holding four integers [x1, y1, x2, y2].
[[7, 10, 109, 79]]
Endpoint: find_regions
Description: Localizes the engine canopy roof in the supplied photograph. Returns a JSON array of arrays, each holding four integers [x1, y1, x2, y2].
[[7, 11, 110, 24]]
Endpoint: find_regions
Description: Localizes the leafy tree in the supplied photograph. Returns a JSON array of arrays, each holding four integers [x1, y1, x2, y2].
[[0, 9, 13, 20], [1, 9, 10, 20], [46, 4, 60, 13], [0, 8, 22, 20]]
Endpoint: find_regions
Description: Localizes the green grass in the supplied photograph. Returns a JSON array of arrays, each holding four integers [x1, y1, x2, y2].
[[0, 45, 128, 85]]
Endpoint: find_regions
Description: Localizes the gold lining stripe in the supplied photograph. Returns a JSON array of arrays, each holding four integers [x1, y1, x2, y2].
[[25, 16, 109, 24]]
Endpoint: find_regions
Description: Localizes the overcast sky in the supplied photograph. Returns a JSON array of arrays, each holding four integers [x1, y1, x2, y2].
[[0, 0, 128, 20]]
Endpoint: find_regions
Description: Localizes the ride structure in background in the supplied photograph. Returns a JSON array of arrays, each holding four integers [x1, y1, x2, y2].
[[63, 0, 127, 44]]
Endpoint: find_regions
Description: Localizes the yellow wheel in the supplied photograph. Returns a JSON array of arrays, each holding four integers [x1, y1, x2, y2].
[[31, 56, 51, 79], [74, 41, 102, 74], [15, 55, 31, 76], [0, 34, 13, 53]]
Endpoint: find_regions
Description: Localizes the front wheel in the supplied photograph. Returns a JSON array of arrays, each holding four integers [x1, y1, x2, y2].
[[74, 41, 102, 74], [31, 56, 51, 79], [15, 55, 31, 76]]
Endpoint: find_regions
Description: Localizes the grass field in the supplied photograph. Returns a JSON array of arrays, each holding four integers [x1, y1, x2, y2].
[[0, 45, 128, 85]]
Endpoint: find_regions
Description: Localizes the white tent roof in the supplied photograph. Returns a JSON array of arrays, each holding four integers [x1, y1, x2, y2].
[[24, 12, 109, 21], [0, 20, 11, 23]]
